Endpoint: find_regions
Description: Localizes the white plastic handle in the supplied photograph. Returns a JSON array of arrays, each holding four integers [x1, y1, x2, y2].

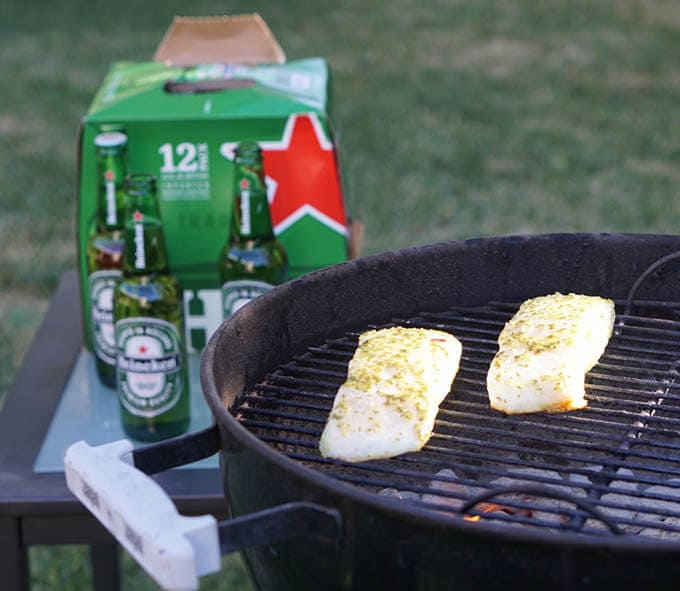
[[64, 439, 221, 591]]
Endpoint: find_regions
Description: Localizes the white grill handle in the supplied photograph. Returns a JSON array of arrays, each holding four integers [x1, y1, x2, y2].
[[64, 439, 220, 591]]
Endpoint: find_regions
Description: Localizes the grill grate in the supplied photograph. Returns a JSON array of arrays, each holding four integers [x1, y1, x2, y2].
[[234, 300, 680, 540]]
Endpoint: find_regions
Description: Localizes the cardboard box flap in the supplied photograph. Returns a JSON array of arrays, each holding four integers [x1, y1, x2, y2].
[[154, 14, 286, 66]]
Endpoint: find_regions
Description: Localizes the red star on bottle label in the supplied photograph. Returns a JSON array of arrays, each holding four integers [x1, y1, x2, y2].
[[220, 114, 347, 236], [133, 210, 143, 222], [138, 345, 147, 354], [239, 178, 250, 190], [105, 170, 114, 181]]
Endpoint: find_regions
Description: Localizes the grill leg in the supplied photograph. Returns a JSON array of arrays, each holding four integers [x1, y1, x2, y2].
[[91, 542, 121, 591], [0, 516, 29, 591]]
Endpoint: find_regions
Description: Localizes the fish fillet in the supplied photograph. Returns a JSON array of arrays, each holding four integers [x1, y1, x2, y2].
[[487, 292, 615, 414], [319, 326, 462, 462]]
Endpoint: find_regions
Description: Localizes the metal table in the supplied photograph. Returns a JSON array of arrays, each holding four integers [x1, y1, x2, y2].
[[0, 271, 225, 590]]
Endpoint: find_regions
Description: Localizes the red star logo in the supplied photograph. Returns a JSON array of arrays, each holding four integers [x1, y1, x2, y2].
[[133, 210, 143, 222], [261, 114, 347, 235], [105, 170, 114, 181], [221, 114, 347, 236], [138, 345, 147, 354], [239, 178, 250, 190]]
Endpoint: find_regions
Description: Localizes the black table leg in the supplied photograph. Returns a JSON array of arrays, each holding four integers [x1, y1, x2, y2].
[[91, 542, 121, 591], [0, 516, 29, 591]]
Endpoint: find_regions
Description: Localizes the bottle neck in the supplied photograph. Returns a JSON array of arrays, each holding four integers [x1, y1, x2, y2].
[[232, 166, 275, 240], [123, 216, 169, 276], [96, 151, 127, 231], [122, 178, 169, 276]]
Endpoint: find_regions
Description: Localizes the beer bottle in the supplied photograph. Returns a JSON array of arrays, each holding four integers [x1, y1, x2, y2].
[[113, 174, 190, 441], [219, 141, 288, 318], [86, 131, 128, 388]]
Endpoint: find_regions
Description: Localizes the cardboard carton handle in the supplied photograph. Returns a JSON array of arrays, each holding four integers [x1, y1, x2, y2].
[[164, 79, 256, 94]]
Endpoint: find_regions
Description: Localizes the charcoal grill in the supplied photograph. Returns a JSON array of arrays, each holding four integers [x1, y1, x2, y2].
[[65, 233, 680, 591]]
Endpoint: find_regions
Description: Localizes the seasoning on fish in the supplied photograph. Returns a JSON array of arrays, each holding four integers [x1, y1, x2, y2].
[[487, 292, 615, 414], [319, 326, 462, 463]]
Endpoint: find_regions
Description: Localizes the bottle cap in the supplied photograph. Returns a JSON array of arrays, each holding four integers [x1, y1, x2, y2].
[[95, 132, 128, 148]]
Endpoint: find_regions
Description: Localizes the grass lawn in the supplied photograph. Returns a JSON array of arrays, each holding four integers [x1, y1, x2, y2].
[[2, 0, 679, 588]]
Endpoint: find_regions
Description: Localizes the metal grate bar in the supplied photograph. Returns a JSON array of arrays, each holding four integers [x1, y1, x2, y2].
[[236, 303, 680, 540]]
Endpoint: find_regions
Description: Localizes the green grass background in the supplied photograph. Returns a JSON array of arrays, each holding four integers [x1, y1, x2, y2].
[[1, 0, 679, 588]]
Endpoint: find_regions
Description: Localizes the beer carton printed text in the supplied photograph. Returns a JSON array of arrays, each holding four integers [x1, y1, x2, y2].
[[158, 142, 210, 201]]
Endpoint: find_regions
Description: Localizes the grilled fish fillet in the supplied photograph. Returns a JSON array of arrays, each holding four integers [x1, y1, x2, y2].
[[319, 326, 462, 462], [487, 292, 615, 414]]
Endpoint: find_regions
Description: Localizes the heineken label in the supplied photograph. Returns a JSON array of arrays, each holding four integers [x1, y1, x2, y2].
[[222, 279, 273, 318], [115, 317, 184, 418], [104, 170, 117, 225], [239, 180, 251, 235], [89, 270, 121, 366], [133, 213, 146, 269]]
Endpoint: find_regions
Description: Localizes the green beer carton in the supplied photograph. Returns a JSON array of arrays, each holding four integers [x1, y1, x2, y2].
[[77, 15, 356, 356]]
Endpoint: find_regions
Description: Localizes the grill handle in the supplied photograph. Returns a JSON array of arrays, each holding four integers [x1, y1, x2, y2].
[[459, 485, 623, 535], [624, 249, 680, 315], [64, 426, 342, 591]]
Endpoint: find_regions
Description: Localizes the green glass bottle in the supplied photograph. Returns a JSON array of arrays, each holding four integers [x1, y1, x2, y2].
[[86, 131, 128, 388], [219, 141, 288, 318], [113, 174, 190, 441]]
